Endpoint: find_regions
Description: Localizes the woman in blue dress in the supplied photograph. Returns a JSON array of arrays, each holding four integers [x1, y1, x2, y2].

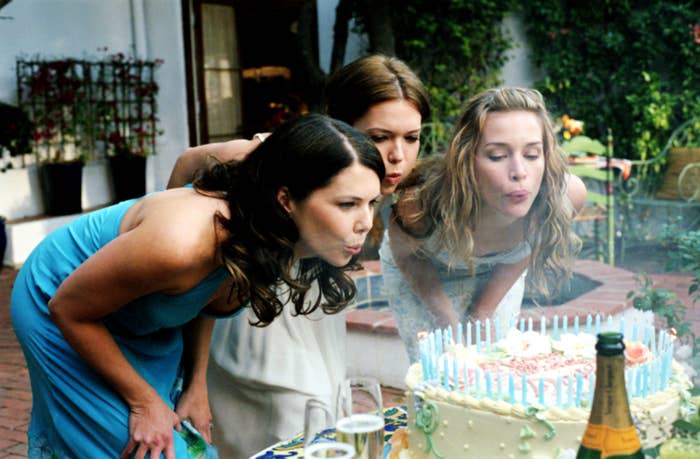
[[10, 113, 385, 459]]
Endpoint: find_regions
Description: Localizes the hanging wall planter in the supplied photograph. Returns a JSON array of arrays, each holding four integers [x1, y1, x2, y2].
[[108, 154, 146, 202], [38, 160, 83, 216]]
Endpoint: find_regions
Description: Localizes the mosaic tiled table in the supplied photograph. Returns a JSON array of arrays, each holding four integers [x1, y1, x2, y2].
[[252, 406, 407, 458]]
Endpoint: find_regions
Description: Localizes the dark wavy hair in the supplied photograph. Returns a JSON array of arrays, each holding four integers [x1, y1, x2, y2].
[[194, 114, 385, 326]]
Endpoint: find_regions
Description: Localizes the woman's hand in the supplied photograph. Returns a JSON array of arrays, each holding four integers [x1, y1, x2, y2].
[[175, 383, 213, 444], [120, 392, 181, 459]]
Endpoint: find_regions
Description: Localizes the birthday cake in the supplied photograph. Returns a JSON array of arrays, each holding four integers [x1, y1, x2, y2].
[[394, 315, 693, 459]]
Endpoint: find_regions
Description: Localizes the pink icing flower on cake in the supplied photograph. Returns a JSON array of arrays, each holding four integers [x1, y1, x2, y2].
[[624, 340, 652, 365]]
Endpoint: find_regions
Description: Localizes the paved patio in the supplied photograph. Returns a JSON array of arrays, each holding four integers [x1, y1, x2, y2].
[[0, 264, 696, 457]]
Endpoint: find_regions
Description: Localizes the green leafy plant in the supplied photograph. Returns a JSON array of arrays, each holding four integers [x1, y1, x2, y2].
[[522, 1, 700, 162], [628, 274, 692, 340], [661, 227, 700, 305], [391, 0, 519, 124]]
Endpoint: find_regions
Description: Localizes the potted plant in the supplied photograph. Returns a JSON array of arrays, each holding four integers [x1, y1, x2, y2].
[[0, 101, 33, 172], [99, 53, 163, 202], [18, 59, 89, 216]]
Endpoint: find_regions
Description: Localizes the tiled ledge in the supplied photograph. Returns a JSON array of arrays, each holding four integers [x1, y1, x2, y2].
[[346, 259, 640, 336]]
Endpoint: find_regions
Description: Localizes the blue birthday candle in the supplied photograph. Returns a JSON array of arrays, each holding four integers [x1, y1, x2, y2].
[[567, 374, 573, 407], [466, 321, 472, 346], [553, 315, 559, 339], [528, 317, 533, 332], [620, 317, 625, 336], [540, 315, 546, 336], [476, 320, 481, 353], [497, 372, 503, 400], [576, 373, 583, 407], [443, 357, 449, 389], [644, 325, 650, 348], [642, 364, 649, 398], [556, 376, 562, 407], [562, 315, 568, 334], [632, 324, 638, 341], [538, 377, 545, 405], [521, 373, 527, 406], [485, 371, 493, 399], [495, 318, 501, 341], [485, 319, 491, 351], [650, 326, 656, 354], [595, 314, 601, 335], [475, 368, 481, 398], [607, 315, 613, 332], [453, 358, 458, 391], [574, 315, 579, 334], [519, 318, 525, 332], [446, 325, 452, 346], [436, 329, 443, 355], [457, 321, 463, 346], [509, 373, 515, 403], [420, 342, 429, 379], [586, 314, 592, 334], [463, 364, 469, 395], [628, 367, 636, 397]]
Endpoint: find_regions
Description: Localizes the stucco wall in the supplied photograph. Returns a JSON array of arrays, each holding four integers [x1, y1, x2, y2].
[[0, 0, 189, 221]]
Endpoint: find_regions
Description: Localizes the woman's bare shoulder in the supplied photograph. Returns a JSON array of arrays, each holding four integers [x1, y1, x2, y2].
[[123, 190, 228, 267]]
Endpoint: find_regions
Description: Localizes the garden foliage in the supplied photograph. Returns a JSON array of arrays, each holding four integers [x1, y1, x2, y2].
[[522, 1, 700, 161]]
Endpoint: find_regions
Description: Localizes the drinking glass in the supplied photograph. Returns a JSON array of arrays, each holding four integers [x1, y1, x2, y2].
[[304, 398, 356, 458], [335, 377, 385, 459]]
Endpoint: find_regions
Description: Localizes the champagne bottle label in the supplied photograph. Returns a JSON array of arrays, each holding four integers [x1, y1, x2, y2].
[[580, 423, 641, 456]]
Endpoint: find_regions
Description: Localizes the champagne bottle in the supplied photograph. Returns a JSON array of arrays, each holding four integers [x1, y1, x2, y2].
[[577, 332, 644, 459]]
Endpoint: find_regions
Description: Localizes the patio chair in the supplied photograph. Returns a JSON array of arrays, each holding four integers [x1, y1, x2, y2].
[[568, 130, 616, 266]]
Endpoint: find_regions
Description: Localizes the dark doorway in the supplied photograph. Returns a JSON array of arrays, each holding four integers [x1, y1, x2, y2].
[[182, 0, 316, 145]]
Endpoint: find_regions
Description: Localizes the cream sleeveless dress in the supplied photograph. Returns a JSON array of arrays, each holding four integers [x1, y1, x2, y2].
[[380, 230, 530, 363]]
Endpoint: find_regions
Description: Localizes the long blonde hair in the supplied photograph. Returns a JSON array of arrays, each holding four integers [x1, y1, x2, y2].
[[396, 87, 580, 295]]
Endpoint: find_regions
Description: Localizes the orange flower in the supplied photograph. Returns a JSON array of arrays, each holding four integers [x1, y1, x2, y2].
[[624, 340, 652, 365]]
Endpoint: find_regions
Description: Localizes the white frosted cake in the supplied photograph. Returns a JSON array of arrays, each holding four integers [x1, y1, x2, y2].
[[394, 315, 693, 459]]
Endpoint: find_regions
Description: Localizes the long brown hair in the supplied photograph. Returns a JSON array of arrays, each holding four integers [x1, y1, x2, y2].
[[397, 87, 580, 295]]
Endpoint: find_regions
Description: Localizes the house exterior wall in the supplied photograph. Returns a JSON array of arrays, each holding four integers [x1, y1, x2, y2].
[[0, 2, 538, 267], [0, 0, 189, 222]]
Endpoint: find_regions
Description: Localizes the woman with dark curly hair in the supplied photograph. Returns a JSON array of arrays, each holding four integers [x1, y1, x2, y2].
[[10, 113, 384, 459], [169, 54, 429, 458]]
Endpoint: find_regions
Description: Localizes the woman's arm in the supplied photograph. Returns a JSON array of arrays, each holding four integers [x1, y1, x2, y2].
[[387, 217, 459, 330], [174, 316, 216, 443], [567, 173, 587, 215], [49, 202, 220, 458], [167, 134, 268, 189], [468, 257, 529, 321]]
